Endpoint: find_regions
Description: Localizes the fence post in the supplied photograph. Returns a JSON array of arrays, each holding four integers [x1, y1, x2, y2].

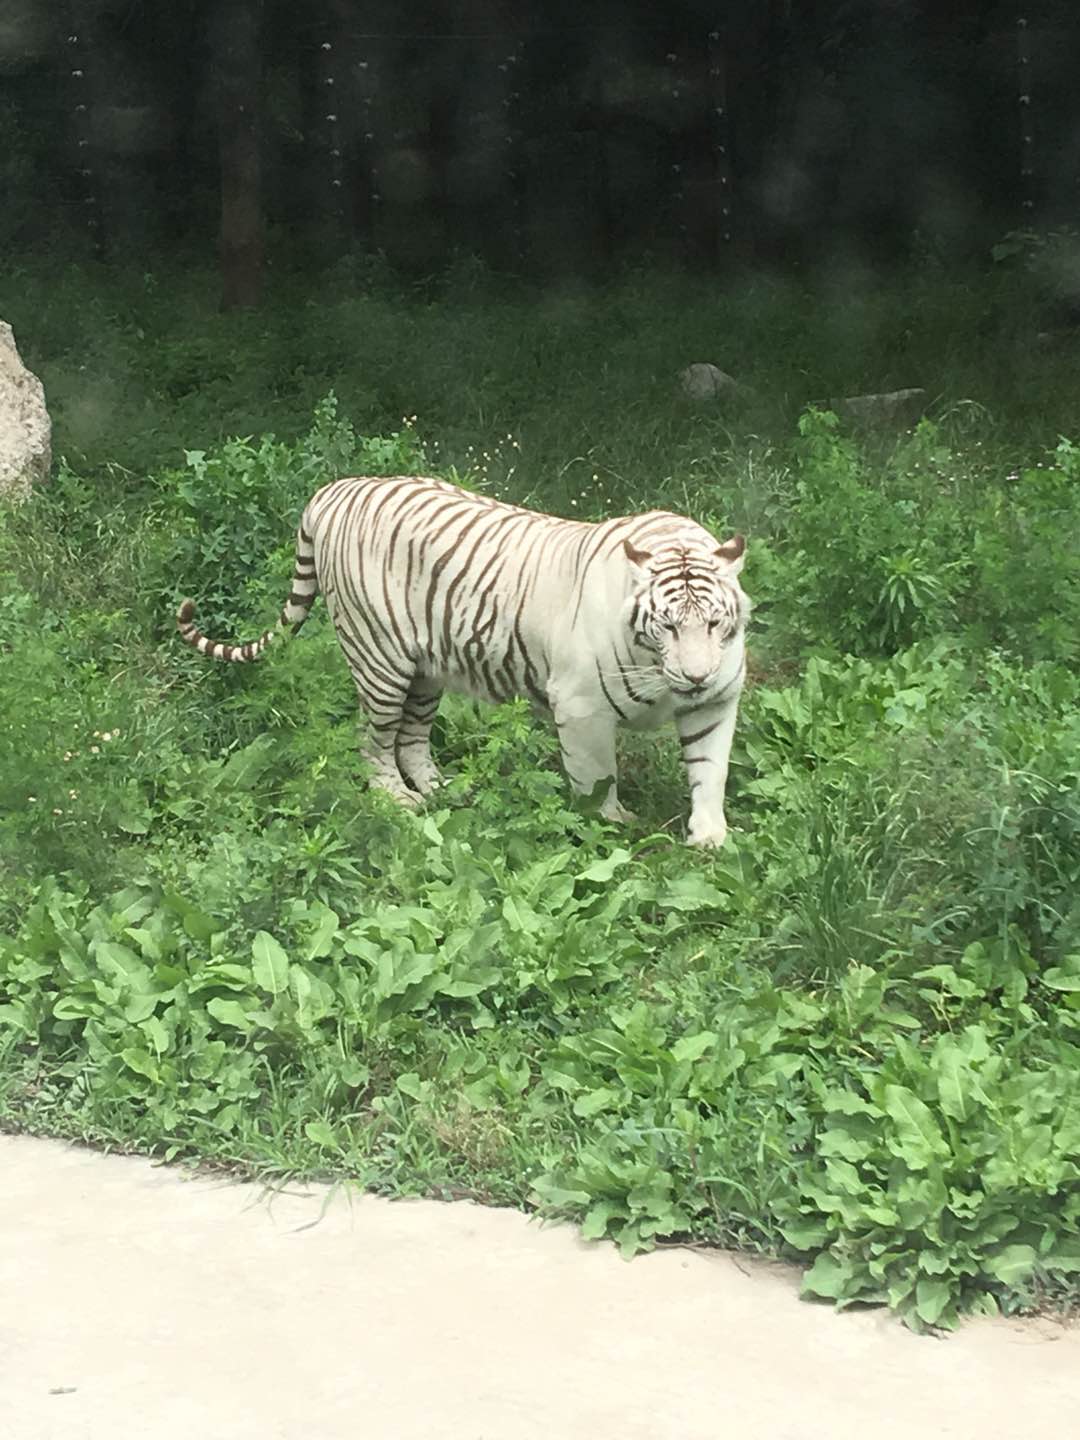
[[501, 42, 526, 271], [356, 47, 381, 246], [318, 35, 346, 238], [664, 46, 690, 259], [707, 25, 732, 265], [65, 24, 104, 255], [1015, 16, 1034, 223]]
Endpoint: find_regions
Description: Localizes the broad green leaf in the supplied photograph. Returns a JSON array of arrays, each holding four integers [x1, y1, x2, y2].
[[501, 895, 541, 934], [933, 1036, 975, 1122], [817, 1128, 872, 1163], [436, 978, 489, 998], [163, 890, 220, 942], [822, 1159, 868, 1196], [983, 1244, 1037, 1287], [802, 1252, 853, 1300], [290, 963, 313, 1021], [917, 1250, 952, 1275], [780, 1218, 830, 1251], [304, 1120, 338, 1148], [529, 1176, 591, 1209], [339, 1058, 369, 1089], [116, 808, 151, 836], [123, 992, 160, 1024], [915, 1277, 951, 1326], [140, 1015, 169, 1055], [882, 1085, 949, 1169], [914, 964, 978, 999], [1042, 1242, 1080, 1274], [821, 1088, 881, 1117], [305, 908, 340, 961], [252, 932, 290, 996], [659, 873, 730, 912], [582, 1201, 623, 1241], [671, 1031, 717, 1064], [198, 963, 253, 986], [576, 849, 632, 883], [0, 1001, 29, 1033], [969, 1293, 1000, 1319], [541, 1066, 583, 1095], [218, 736, 277, 790], [94, 942, 149, 979], [896, 1173, 948, 1228], [189, 1040, 227, 1081], [617, 1221, 651, 1258], [120, 1047, 159, 1080], [572, 1087, 620, 1118], [373, 950, 441, 1002], [396, 1072, 430, 1101], [761, 1051, 804, 1081], [1041, 965, 1080, 992], [52, 995, 99, 1020], [206, 997, 253, 1031]]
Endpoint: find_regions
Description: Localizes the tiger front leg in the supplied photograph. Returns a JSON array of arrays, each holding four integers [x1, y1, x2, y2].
[[677, 697, 740, 847], [554, 710, 636, 824]]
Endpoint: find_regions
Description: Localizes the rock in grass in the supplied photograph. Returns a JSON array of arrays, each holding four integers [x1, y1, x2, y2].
[[0, 321, 51, 504], [834, 388, 927, 430], [679, 362, 754, 403]]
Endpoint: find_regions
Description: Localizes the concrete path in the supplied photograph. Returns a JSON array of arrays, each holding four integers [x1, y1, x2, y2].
[[1, 1134, 1076, 1440]]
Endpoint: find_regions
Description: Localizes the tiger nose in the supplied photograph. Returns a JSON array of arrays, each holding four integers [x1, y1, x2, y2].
[[684, 672, 707, 687]]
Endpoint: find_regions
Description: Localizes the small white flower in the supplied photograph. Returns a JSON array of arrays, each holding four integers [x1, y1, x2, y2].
[[53, 808, 63, 816], [90, 745, 100, 754]]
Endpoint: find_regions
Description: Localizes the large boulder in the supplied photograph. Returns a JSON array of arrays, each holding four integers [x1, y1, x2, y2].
[[833, 388, 927, 430], [0, 321, 51, 503], [679, 363, 755, 403]]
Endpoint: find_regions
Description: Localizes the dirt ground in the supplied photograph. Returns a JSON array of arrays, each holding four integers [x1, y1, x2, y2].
[[1, 1133, 1076, 1440]]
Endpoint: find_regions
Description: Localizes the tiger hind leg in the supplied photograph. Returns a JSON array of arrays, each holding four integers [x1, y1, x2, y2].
[[395, 678, 444, 796], [352, 674, 422, 810]]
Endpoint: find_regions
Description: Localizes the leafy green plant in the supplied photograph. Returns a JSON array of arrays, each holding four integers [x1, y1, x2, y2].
[[780, 1023, 1080, 1331]]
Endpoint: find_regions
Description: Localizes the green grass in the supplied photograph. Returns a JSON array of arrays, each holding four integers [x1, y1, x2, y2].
[[1, 255, 1079, 1332]]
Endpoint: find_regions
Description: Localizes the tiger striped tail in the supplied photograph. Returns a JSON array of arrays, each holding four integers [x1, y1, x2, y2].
[[175, 524, 318, 662]]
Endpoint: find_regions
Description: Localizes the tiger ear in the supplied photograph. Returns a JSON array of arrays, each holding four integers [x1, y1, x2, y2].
[[715, 534, 746, 575], [623, 539, 653, 572]]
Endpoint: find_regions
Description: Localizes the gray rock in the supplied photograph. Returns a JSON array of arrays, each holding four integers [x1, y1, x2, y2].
[[834, 388, 927, 429], [680, 363, 752, 402], [0, 321, 51, 504]]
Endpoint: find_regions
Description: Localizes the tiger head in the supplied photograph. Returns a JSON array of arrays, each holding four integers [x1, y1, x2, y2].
[[623, 533, 748, 698]]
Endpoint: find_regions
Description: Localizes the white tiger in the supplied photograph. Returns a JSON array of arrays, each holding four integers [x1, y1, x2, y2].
[[176, 474, 750, 846]]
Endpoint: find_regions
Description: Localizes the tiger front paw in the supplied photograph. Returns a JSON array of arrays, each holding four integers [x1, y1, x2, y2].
[[600, 797, 638, 825], [687, 813, 728, 848]]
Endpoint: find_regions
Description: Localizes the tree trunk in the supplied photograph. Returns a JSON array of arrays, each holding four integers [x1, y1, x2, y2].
[[212, 0, 264, 310]]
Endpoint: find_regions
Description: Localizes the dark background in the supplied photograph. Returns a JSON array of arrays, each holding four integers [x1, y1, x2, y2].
[[2, 0, 1079, 300]]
